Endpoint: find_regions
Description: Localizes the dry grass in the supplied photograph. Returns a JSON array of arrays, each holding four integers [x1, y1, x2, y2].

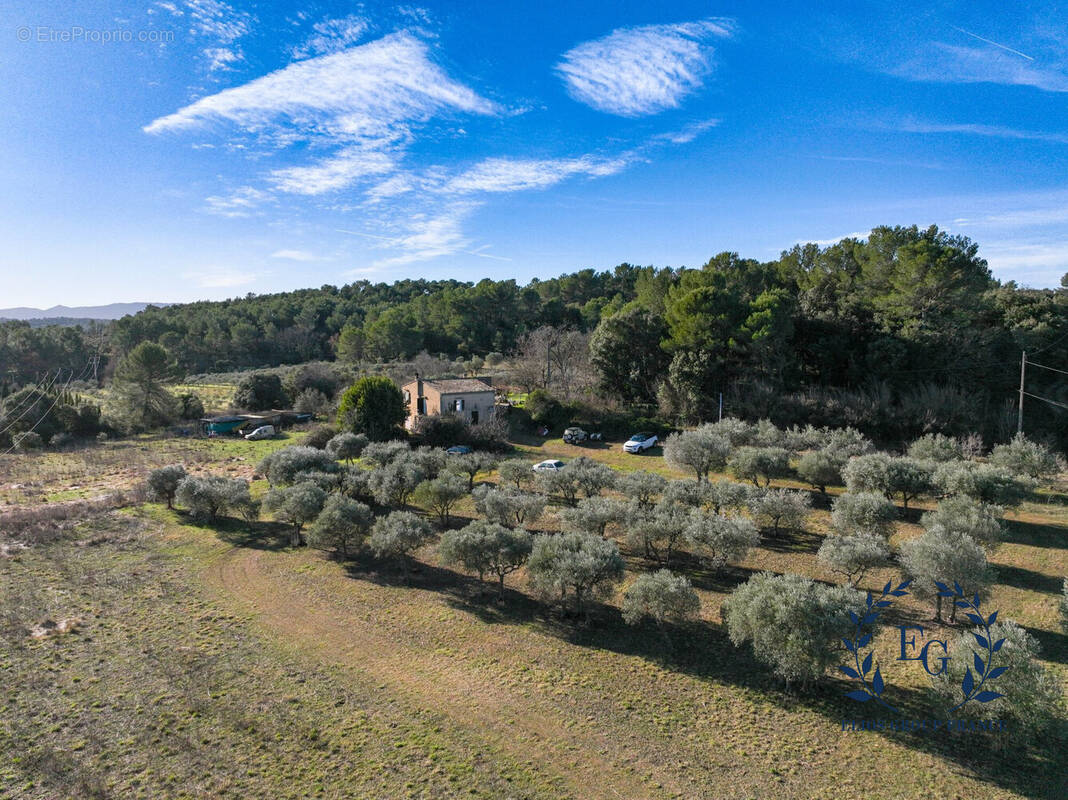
[[1, 432, 1066, 799]]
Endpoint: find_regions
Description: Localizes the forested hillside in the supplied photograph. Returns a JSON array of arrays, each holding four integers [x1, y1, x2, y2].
[[3, 225, 1067, 446]]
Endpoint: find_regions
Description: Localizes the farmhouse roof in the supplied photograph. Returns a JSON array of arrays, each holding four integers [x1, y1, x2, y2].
[[412, 378, 494, 394]]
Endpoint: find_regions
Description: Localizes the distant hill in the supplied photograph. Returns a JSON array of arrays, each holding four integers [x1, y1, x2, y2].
[[0, 302, 170, 321]]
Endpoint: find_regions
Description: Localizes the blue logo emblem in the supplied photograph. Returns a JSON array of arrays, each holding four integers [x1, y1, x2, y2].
[[840, 580, 1009, 714]]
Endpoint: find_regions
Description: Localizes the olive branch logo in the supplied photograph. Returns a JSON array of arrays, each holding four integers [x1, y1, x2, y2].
[[935, 581, 1009, 711], [839, 579, 1010, 715], [839, 579, 911, 712]]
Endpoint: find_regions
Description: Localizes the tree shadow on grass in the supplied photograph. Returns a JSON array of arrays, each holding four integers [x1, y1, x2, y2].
[[1001, 519, 1068, 549], [760, 525, 824, 555], [994, 563, 1066, 596], [209, 517, 290, 551], [211, 513, 1068, 800], [1023, 626, 1068, 666]]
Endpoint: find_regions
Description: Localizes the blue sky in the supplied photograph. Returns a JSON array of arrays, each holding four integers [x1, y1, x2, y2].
[[2, 0, 1067, 306]]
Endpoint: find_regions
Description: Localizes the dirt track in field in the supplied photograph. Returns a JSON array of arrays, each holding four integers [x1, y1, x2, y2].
[[204, 544, 686, 800]]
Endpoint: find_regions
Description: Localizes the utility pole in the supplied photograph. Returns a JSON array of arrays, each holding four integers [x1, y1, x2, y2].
[[1017, 351, 1026, 434]]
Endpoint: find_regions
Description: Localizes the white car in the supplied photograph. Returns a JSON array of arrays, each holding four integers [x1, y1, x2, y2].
[[244, 425, 276, 440], [622, 432, 658, 453], [532, 459, 566, 472]]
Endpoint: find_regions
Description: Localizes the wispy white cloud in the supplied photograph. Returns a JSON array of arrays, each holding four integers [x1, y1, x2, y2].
[[443, 155, 631, 194], [203, 186, 271, 217], [150, 25, 716, 271], [203, 47, 241, 71], [652, 118, 720, 144], [157, 1, 253, 70], [897, 120, 1068, 145], [337, 201, 512, 269], [891, 43, 1068, 92], [145, 32, 499, 137], [555, 19, 734, 116], [270, 249, 318, 261], [291, 15, 370, 59], [184, 0, 251, 43], [344, 202, 482, 268], [270, 143, 399, 195]]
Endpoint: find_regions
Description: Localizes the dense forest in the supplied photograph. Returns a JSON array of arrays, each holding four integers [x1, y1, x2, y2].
[[2, 225, 1067, 447]]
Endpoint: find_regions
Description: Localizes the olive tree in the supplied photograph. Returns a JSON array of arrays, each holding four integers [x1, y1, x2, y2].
[[989, 434, 1062, 482], [567, 456, 618, 498], [907, 433, 961, 462], [817, 533, 890, 587], [817, 426, 873, 459], [527, 531, 625, 617], [920, 495, 1004, 549], [369, 511, 435, 581], [535, 468, 582, 506], [176, 475, 250, 523], [616, 470, 667, 511], [830, 491, 897, 539], [930, 620, 1063, 732], [409, 447, 447, 480], [147, 464, 187, 509], [842, 453, 893, 495], [361, 440, 411, 468], [257, 446, 338, 486], [899, 528, 993, 622], [684, 513, 760, 571], [412, 473, 469, 526], [445, 452, 499, 491], [472, 485, 546, 528], [263, 482, 327, 546], [368, 457, 425, 507], [933, 462, 1034, 507], [341, 466, 374, 503], [706, 417, 755, 447], [662, 479, 710, 510], [496, 459, 534, 490], [704, 479, 751, 514], [624, 503, 693, 565], [439, 520, 533, 599], [727, 447, 791, 488], [723, 572, 865, 689], [796, 450, 843, 496], [293, 469, 342, 492], [559, 496, 627, 537], [307, 495, 373, 558], [622, 570, 701, 626], [747, 488, 811, 535], [663, 426, 731, 482], [887, 457, 933, 510], [326, 432, 368, 464]]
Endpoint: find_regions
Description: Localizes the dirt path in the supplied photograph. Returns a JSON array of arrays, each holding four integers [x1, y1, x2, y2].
[[203, 544, 682, 800]]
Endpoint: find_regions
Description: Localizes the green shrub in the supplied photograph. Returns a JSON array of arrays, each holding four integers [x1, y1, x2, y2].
[[622, 570, 701, 626]]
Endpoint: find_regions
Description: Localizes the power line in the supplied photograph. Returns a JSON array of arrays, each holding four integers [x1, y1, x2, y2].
[[1024, 359, 1068, 378], [0, 368, 78, 455], [0, 370, 57, 425], [1022, 390, 1068, 412], [0, 370, 61, 436]]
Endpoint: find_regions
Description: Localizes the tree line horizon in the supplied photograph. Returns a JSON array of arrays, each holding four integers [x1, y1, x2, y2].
[[2, 224, 1067, 448]]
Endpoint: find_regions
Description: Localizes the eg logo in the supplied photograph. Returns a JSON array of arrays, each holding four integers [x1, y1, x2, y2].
[[839, 580, 1009, 714], [898, 624, 949, 676]]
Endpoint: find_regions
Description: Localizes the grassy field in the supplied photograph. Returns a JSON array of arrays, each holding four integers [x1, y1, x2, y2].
[[1, 430, 1066, 799]]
